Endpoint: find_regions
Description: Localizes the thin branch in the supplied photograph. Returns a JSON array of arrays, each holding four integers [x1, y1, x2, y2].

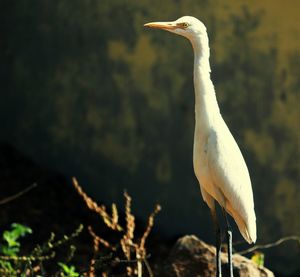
[[0, 183, 37, 205], [72, 177, 123, 231], [113, 254, 151, 264], [237, 235, 300, 255], [0, 251, 55, 261], [48, 224, 84, 250], [88, 226, 116, 251], [144, 258, 154, 277], [139, 204, 161, 252]]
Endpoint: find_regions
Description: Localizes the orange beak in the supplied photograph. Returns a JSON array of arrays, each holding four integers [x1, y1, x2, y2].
[[144, 21, 177, 30]]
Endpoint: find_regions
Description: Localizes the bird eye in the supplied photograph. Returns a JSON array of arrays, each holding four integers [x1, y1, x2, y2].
[[177, 22, 190, 29]]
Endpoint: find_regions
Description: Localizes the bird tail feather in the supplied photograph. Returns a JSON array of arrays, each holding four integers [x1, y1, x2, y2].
[[226, 203, 256, 244]]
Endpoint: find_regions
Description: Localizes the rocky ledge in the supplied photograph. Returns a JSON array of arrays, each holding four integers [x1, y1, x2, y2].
[[157, 235, 274, 277]]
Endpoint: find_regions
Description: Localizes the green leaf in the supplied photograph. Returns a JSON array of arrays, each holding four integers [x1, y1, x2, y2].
[[3, 231, 20, 247], [1, 245, 20, 256], [1, 223, 32, 256], [0, 260, 15, 275], [251, 251, 265, 267], [58, 262, 80, 277], [11, 223, 32, 237]]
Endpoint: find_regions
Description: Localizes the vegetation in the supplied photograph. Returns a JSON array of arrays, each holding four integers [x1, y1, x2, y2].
[[73, 178, 160, 276], [0, 183, 298, 276], [0, 180, 161, 276], [0, 222, 83, 276]]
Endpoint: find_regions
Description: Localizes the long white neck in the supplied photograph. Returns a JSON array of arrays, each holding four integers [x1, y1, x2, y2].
[[190, 34, 220, 127]]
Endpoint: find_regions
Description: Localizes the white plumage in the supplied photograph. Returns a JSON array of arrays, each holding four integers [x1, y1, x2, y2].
[[145, 16, 256, 244]]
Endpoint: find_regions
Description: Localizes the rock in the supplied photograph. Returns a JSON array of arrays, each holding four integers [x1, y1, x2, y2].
[[158, 235, 274, 277]]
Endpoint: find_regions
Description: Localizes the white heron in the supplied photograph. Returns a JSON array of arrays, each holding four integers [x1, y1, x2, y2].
[[145, 16, 256, 276]]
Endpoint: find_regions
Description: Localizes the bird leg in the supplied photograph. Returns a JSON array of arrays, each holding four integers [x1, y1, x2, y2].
[[211, 209, 222, 277], [222, 209, 233, 277]]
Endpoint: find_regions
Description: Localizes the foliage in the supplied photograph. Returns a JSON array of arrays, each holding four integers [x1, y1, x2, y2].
[[0, 223, 32, 276], [251, 251, 264, 267], [0, 223, 83, 276], [58, 262, 80, 277], [1, 223, 32, 256]]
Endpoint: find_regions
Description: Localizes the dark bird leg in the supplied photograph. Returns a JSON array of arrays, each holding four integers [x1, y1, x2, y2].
[[211, 209, 222, 277], [222, 209, 233, 277]]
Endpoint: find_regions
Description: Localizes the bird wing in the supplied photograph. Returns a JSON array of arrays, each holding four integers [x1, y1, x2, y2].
[[206, 123, 256, 242]]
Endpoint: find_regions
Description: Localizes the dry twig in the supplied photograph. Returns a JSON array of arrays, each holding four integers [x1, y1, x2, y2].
[[73, 178, 161, 277], [139, 204, 161, 254], [237, 235, 300, 255], [88, 226, 116, 251], [72, 177, 123, 231], [0, 183, 37, 205]]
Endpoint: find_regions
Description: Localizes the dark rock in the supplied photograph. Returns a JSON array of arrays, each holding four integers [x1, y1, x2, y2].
[[158, 235, 274, 277]]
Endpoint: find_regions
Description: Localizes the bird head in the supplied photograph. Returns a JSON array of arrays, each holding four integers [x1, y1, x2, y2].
[[144, 16, 207, 41]]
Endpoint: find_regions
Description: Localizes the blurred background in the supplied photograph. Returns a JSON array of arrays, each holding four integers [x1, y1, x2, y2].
[[1, 0, 300, 275]]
